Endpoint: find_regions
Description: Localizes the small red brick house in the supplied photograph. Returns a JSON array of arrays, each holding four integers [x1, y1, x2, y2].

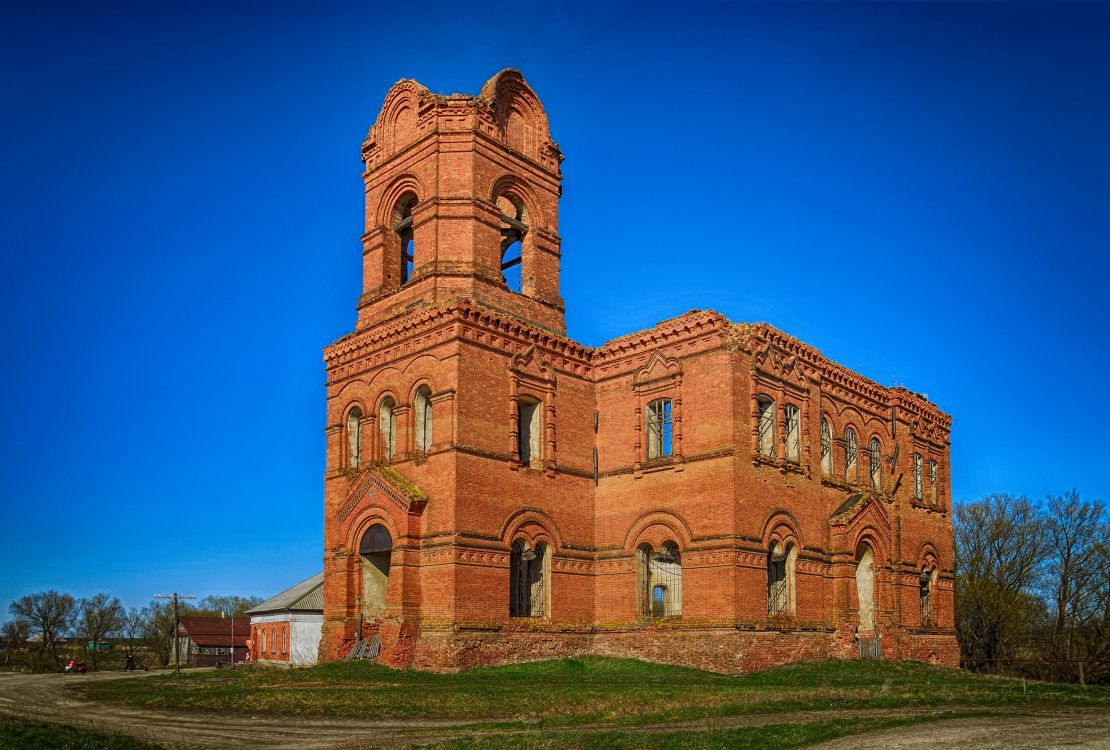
[[173, 616, 249, 667], [319, 70, 957, 673]]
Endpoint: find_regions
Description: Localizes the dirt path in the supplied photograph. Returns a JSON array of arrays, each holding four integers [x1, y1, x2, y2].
[[808, 711, 1110, 750], [1, 671, 1108, 749]]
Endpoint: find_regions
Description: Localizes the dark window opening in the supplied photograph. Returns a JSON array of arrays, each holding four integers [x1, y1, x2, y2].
[[394, 196, 417, 285], [497, 195, 528, 293]]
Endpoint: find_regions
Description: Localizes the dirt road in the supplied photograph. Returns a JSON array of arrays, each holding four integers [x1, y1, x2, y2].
[[1, 671, 1108, 749]]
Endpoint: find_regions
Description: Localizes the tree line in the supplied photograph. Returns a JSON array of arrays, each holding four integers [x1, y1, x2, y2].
[[1, 593, 261, 672], [956, 490, 1109, 684]]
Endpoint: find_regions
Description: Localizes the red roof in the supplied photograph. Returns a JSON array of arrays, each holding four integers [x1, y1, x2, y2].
[[176, 616, 251, 648]]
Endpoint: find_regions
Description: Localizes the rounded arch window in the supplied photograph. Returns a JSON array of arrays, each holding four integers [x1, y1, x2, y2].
[[414, 385, 433, 454], [346, 406, 363, 469], [638, 541, 682, 618], [379, 396, 396, 461], [393, 193, 418, 285], [844, 427, 858, 482], [869, 437, 882, 490], [496, 193, 529, 293], [820, 417, 832, 476], [509, 539, 548, 618]]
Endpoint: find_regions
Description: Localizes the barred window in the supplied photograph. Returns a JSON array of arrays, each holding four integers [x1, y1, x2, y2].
[[784, 404, 800, 462], [913, 453, 923, 499], [920, 567, 936, 625], [929, 460, 938, 504], [509, 540, 548, 617], [757, 396, 775, 457], [869, 438, 882, 491], [637, 541, 682, 617], [844, 428, 858, 482], [767, 541, 796, 617], [646, 398, 673, 459], [820, 418, 832, 475]]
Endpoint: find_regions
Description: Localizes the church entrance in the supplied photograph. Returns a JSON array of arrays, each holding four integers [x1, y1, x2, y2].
[[360, 524, 392, 620]]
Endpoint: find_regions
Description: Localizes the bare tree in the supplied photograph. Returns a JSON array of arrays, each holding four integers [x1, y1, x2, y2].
[[1043, 491, 1108, 683], [8, 590, 76, 671], [120, 607, 146, 659], [1, 620, 30, 666], [76, 593, 124, 671], [955, 495, 1048, 672], [194, 595, 262, 617], [142, 601, 177, 666]]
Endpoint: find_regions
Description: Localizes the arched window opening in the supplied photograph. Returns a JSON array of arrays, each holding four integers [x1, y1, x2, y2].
[[844, 428, 858, 482], [757, 396, 775, 457], [767, 541, 797, 617], [414, 386, 432, 454], [270, 626, 276, 654], [359, 523, 393, 621], [920, 566, 936, 625], [379, 397, 396, 462], [784, 404, 800, 462], [509, 540, 548, 617], [281, 627, 288, 654], [259, 627, 266, 655], [820, 417, 832, 476], [394, 195, 418, 285], [517, 396, 542, 468], [646, 398, 673, 459], [497, 194, 529, 293], [637, 541, 682, 618], [869, 438, 882, 491], [929, 460, 938, 505], [855, 543, 876, 632], [347, 407, 363, 469], [913, 453, 923, 500]]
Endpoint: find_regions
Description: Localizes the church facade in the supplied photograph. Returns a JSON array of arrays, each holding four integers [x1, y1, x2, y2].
[[319, 70, 958, 673]]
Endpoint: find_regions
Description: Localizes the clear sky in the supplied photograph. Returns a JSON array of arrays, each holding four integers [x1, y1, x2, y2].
[[3, 1, 1108, 617]]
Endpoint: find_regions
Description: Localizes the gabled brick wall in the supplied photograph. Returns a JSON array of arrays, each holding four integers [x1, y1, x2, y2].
[[318, 70, 958, 672]]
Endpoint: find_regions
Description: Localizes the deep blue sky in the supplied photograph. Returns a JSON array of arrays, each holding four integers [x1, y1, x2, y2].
[[3, 2, 1108, 617]]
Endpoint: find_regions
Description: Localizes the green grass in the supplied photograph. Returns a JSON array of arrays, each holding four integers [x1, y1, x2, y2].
[[0, 717, 161, 750], [82, 657, 1110, 728], [423, 713, 963, 750]]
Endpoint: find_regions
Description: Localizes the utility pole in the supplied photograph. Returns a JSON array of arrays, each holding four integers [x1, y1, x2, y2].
[[154, 593, 196, 676]]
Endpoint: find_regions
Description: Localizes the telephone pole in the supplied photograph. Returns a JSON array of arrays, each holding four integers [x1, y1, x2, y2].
[[154, 592, 196, 676]]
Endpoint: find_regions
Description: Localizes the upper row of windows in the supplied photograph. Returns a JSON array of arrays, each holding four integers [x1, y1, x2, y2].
[[345, 391, 940, 504]]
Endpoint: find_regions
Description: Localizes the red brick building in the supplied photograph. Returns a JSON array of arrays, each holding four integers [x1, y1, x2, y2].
[[319, 70, 957, 673]]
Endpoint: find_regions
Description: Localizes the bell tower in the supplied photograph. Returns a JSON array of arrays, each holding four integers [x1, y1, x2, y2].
[[355, 70, 566, 335]]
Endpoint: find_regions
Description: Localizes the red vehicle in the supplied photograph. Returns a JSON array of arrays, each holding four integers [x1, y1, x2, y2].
[[64, 659, 87, 674]]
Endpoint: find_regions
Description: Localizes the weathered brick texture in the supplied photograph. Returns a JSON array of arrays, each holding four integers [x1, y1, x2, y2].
[[319, 70, 958, 673]]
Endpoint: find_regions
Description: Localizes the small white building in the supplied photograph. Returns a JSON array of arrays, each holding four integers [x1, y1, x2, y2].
[[246, 573, 323, 666]]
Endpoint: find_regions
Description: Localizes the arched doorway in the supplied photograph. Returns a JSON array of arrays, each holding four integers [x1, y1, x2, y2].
[[359, 524, 392, 619], [855, 543, 875, 632]]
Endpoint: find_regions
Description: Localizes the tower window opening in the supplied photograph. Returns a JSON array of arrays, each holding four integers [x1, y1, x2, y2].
[[637, 541, 682, 618], [646, 398, 673, 459], [347, 406, 363, 469], [394, 195, 417, 285], [913, 452, 923, 500], [497, 194, 528, 293]]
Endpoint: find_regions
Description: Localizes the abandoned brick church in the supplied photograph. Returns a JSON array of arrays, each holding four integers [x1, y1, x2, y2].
[[319, 70, 958, 672]]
